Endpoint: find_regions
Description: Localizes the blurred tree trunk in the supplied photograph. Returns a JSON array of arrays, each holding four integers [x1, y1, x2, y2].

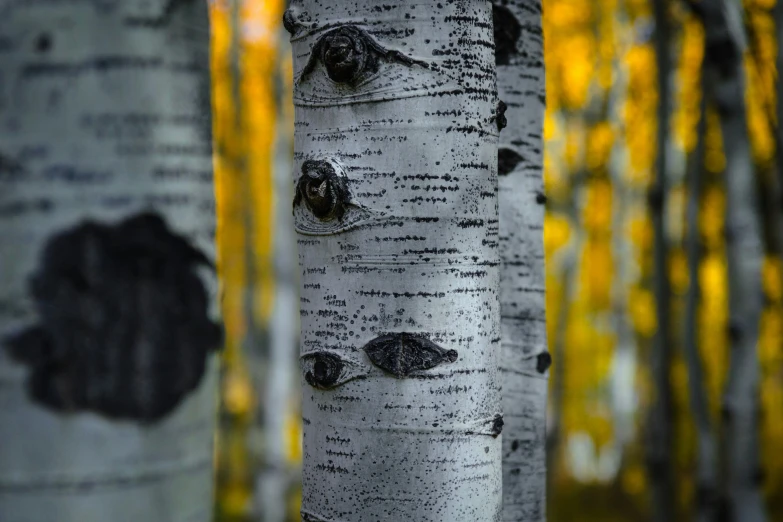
[[491, 1, 549, 520], [698, 1, 767, 521], [286, 1, 502, 520], [682, 73, 719, 522], [776, 0, 783, 164], [0, 2, 219, 521], [649, 1, 675, 520]]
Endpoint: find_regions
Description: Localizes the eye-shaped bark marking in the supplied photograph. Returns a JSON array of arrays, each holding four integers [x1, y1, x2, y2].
[[294, 159, 351, 221], [301, 352, 362, 389], [293, 159, 376, 236], [498, 148, 523, 176], [493, 4, 521, 66], [495, 100, 508, 132], [363, 333, 458, 378], [3, 212, 221, 423], [299, 25, 428, 86]]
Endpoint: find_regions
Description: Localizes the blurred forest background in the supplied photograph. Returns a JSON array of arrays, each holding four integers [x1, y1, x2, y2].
[[208, 0, 783, 520]]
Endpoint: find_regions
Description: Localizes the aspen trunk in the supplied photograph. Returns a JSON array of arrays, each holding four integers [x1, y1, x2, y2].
[[682, 77, 718, 522], [491, 1, 548, 520], [285, 1, 502, 519], [699, 1, 767, 520], [649, 2, 675, 520], [0, 2, 219, 521]]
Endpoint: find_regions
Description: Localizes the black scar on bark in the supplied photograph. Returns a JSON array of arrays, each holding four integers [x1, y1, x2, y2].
[[536, 351, 552, 373], [3, 212, 222, 423], [536, 192, 547, 205], [493, 4, 521, 66], [498, 148, 523, 176], [303, 352, 345, 389], [363, 333, 458, 377], [294, 160, 351, 221], [35, 33, 52, 53], [300, 25, 428, 85], [491, 414, 504, 438], [495, 100, 508, 132]]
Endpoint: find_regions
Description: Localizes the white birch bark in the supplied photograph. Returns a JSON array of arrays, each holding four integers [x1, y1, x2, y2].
[[699, 1, 767, 520], [285, 1, 502, 520], [0, 1, 219, 521], [491, 2, 548, 520]]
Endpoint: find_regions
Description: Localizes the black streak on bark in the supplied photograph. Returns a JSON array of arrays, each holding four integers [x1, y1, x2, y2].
[[363, 333, 458, 377], [303, 352, 345, 389], [300, 25, 428, 86], [492, 4, 521, 66], [495, 100, 508, 132], [294, 159, 351, 221], [3, 212, 221, 423], [536, 351, 552, 373], [498, 148, 523, 176]]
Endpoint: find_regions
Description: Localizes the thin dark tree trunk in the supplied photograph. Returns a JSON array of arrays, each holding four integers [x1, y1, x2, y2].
[[682, 70, 719, 522], [649, 2, 675, 521]]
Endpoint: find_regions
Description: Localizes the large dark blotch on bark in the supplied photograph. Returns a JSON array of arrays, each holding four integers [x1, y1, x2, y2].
[[4, 212, 221, 423], [363, 333, 458, 378], [493, 4, 521, 66], [303, 352, 345, 389]]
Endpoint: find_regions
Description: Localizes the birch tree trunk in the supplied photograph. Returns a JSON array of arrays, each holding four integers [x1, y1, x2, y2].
[[491, 2, 548, 520], [699, 1, 767, 520], [0, 2, 220, 521], [285, 1, 502, 519], [649, 2, 675, 520]]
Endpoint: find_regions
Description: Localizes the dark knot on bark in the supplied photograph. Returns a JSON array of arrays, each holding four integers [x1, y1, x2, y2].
[[320, 26, 375, 84], [536, 351, 552, 373], [304, 352, 345, 389], [294, 159, 350, 221], [496, 100, 508, 131]]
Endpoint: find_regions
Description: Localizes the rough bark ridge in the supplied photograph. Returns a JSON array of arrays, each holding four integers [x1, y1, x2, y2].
[[698, 1, 767, 521], [286, 1, 502, 520], [0, 1, 219, 521], [491, 2, 548, 520]]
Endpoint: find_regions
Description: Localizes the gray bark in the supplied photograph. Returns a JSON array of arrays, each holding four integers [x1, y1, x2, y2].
[[682, 75, 718, 522], [0, 1, 219, 521], [649, 2, 675, 520], [698, 1, 767, 521], [286, 1, 502, 520], [492, 1, 548, 521]]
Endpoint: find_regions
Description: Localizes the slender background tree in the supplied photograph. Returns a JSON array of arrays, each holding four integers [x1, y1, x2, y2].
[[492, 1, 549, 520]]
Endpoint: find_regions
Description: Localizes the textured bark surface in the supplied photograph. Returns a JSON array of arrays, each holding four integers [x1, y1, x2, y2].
[[0, 1, 219, 520], [699, 1, 767, 521], [492, 2, 548, 520], [286, 1, 502, 520]]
